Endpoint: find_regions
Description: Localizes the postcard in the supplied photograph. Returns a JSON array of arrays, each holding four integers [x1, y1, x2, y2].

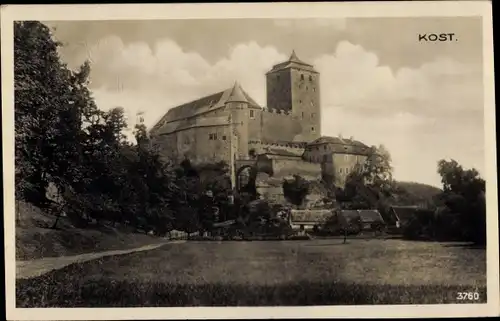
[[1, 1, 498, 320]]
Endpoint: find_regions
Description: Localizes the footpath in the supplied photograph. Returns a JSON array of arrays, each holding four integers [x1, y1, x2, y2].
[[16, 240, 185, 279]]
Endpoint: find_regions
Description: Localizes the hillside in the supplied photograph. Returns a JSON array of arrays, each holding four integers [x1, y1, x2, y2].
[[15, 201, 165, 261], [392, 181, 443, 207]]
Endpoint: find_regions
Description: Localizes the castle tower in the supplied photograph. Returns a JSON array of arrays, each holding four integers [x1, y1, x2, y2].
[[226, 81, 250, 160], [266, 50, 321, 141]]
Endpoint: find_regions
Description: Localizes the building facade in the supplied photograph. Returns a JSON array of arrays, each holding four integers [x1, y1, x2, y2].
[[150, 51, 372, 190]]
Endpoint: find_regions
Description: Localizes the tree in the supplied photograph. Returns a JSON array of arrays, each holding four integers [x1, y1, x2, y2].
[[437, 159, 486, 244], [362, 144, 394, 191], [14, 21, 81, 205], [282, 175, 310, 207]]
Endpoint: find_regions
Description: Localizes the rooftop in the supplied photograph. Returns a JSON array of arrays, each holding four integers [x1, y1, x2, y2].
[[150, 82, 261, 133], [267, 50, 318, 74]]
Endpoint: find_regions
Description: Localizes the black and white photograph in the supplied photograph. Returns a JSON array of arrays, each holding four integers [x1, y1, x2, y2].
[[2, 2, 498, 320]]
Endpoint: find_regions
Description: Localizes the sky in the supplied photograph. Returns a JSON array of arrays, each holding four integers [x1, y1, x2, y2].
[[45, 17, 485, 187]]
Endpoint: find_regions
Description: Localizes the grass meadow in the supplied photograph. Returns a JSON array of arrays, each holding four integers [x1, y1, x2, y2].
[[16, 239, 487, 306]]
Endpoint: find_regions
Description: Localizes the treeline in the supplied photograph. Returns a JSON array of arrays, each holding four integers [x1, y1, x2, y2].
[[329, 145, 486, 245], [14, 21, 235, 236]]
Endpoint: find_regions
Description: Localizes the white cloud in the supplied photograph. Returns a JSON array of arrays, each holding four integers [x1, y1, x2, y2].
[[65, 37, 484, 186], [314, 41, 482, 118]]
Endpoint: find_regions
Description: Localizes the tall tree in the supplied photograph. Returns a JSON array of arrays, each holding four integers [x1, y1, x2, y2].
[[437, 159, 486, 244], [14, 21, 81, 204]]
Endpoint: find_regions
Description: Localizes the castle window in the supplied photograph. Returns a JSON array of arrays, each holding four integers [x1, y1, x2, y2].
[[301, 74, 304, 80], [299, 100, 302, 104], [301, 112, 304, 118], [323, 155, 328, 162], [340, 168, 343, 174], [250, 110, 255, 119], [323, 145, 327, 150], [309, 75, 313, 81], [311, 127, 315, 132], [209, 133, 218, 140], [313, 88, 316, 92], [222, 135, 227, 141]]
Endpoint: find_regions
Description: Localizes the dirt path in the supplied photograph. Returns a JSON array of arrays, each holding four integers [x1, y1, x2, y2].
[[16, 240, 185, 279]]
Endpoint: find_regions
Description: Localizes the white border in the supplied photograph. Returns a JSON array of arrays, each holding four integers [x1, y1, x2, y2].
[[2, 1, 498, 320]]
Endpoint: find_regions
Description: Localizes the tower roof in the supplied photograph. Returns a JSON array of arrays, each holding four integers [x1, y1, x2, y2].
[[227, 81, 249, 103], [289, 50, 307, 65], [267, 49, 317, 74]]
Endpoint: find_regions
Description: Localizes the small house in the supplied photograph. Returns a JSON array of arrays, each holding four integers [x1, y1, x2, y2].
[[289, 209, 334, 232], [389, 206, 420, 229]]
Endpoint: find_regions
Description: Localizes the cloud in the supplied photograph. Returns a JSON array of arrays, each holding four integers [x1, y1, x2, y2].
[[61, 37, 484, 186], [72, 37, 287, 131], [315, 41, 483, 119]]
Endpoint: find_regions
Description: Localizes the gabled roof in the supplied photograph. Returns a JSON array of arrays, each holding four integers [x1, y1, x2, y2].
[[390, 206, 420, 223], [338, 209, 385, 225], [290, 209, 333, 224], [358, 210, 385, 223], [260, 146, 304, 158], [150, 83, 261, 134], [157, 115, 230, 135], [338, 210, 361, 225], [306, 136, 371, 155], [267, 50, 318, 74]]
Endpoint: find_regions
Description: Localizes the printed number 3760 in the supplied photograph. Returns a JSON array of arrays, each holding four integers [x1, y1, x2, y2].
[[457, 292, 480, 301]]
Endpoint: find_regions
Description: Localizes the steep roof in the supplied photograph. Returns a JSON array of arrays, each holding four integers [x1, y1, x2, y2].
[[260, 146, 304, 158], [157, 115, 230, 135], [390, 206, 420, 224], [338, 210, 361, 225], [267, 50, 318, 74], [306, 136, 371, 155], [290, 209, 333, 224], [150, 83, 261, 134], [358, 210, 385, 224], [227, 82, 248, 103]]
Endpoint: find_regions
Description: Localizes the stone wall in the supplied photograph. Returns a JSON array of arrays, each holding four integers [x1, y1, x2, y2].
[[260, 109, 304, 142], [290, 68, 321, 142], [153, 124, 233, 165], [271, 157, 322, 180], [266, 69, 292, 112]]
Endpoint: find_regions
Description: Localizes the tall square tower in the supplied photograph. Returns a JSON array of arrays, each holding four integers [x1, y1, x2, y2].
[[266, 50, 321, 142]]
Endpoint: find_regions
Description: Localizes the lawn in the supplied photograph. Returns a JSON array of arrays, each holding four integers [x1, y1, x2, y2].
[[16, 239, 487, 307]]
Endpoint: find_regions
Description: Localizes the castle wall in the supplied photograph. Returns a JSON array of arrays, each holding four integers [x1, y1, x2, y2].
[[153, 124, 233, 165], [248, 107, 263, 142], [260, 109, 305, 142], [271, 157, 322, 181], [266, 69, 292, 112], [290, 68, 321, 141]]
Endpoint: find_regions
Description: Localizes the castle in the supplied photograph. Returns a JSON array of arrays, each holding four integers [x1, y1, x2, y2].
[[150, 51, 371, 198]]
